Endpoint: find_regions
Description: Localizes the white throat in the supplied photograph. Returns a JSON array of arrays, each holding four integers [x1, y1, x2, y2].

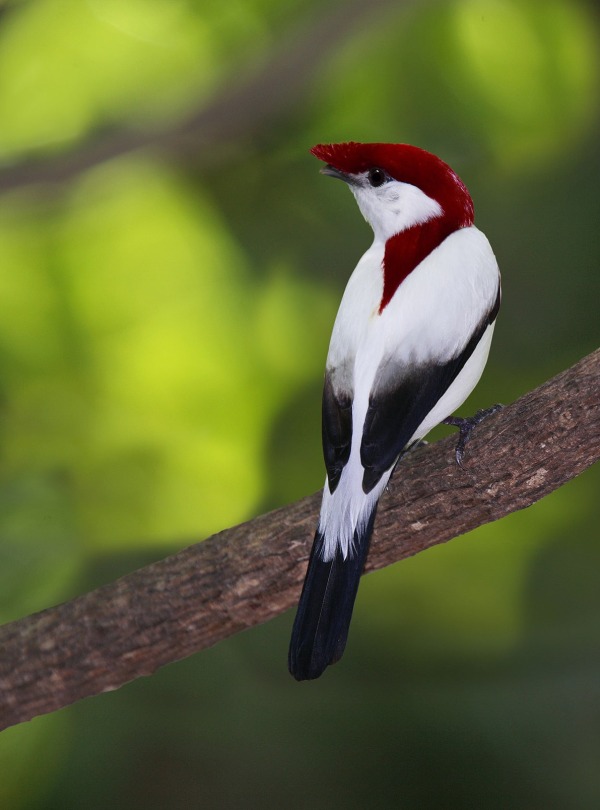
[[351, 180, 442, 242]]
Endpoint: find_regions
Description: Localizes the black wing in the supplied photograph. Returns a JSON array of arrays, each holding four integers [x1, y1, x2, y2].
[[360, 285, 501, 494], [322, 372, 353, 493]]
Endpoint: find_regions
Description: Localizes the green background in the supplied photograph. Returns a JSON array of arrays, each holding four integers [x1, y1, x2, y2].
[[0, 0, 598, 807]]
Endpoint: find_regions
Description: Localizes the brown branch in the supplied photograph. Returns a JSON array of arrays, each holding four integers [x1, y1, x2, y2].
[[0, 0, 407, 194], [0, 349, 598, 731]]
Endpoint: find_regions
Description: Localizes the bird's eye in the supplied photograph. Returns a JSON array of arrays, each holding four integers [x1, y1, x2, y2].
[[368, 167, 387, 188]]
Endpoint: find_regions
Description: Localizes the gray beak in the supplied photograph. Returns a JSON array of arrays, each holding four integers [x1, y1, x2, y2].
[[320, 164, 356, 185]]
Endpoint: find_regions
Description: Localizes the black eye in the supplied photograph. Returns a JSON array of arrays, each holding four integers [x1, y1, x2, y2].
[[368, 167, 387, 187]]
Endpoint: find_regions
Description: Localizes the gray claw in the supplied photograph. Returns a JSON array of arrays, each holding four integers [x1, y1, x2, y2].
[[443, 404, 503, 467]]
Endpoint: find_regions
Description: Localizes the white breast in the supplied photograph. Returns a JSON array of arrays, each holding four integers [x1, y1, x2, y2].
[[319, 225, 499, 559]]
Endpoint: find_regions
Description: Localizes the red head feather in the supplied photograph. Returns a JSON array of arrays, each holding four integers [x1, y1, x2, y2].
[[311, 142, 475, 312], [310, 142, 474, 228]]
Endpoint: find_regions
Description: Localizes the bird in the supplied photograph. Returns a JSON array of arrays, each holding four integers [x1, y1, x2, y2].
[[288, 141, 501, 681]]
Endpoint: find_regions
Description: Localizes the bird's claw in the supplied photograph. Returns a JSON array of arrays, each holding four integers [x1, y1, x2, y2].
[[443, 404, 503, 467]]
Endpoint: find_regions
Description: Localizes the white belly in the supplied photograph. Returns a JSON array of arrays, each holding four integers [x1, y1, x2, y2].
[[318, 225, 499, 560]]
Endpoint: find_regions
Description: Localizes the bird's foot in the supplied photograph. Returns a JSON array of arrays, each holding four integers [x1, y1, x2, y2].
[[443, 404, 503, 468]]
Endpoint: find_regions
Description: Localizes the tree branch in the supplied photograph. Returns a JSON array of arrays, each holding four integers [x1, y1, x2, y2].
[[0, 349, 598, 731]]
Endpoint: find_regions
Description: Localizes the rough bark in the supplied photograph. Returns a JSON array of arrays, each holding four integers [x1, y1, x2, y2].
[[0, 349, 598, 731]]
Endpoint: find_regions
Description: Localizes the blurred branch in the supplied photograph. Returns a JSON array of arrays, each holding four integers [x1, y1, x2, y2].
[[0, 0, 407, 194], [0, 349, 598, 731]]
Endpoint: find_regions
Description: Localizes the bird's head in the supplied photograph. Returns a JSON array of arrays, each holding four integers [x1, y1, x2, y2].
[[311, 142, 474, 242]]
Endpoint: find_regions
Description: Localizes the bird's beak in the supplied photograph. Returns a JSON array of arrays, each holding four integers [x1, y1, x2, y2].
[[320, 165, 355, 185]]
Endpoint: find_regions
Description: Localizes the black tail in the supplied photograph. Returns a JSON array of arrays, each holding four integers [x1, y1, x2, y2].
[[288, 507, 378, 681]]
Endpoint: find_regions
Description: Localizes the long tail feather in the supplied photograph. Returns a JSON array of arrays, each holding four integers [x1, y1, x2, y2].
[[288, 507, 378, 681]]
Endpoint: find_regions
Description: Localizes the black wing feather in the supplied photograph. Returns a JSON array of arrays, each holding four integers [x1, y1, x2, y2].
[[322, 372, 353, 493], [361, 285, 501, 493]]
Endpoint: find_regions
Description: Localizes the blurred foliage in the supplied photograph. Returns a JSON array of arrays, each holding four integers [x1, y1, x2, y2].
[[0, 0, 271, 158], [0, 161, 335, 558], [310, 0, 597, 167], [0, 0, 598, 808]]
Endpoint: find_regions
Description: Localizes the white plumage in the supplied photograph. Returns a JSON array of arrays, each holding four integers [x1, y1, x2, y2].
[[319, 223, 498, 559]]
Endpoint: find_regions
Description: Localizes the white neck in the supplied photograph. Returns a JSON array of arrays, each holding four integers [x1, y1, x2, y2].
[[350, 180, 443, 242]]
